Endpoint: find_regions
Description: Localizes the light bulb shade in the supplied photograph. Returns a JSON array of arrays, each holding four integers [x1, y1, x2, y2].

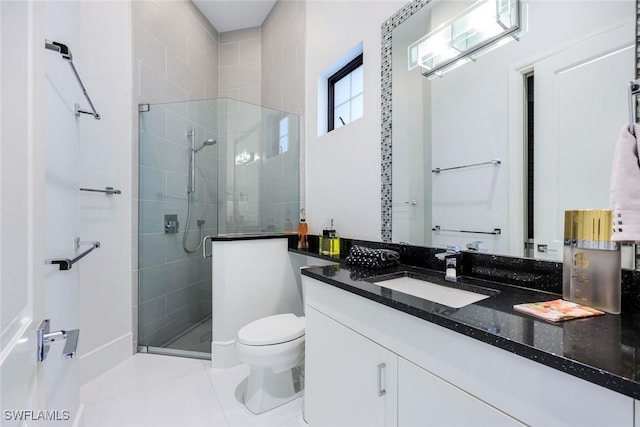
[[408, 0, 520, 77]]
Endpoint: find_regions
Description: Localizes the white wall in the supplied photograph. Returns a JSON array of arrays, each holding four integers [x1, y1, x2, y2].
[[75, 2, 133, 385], [305, 0, 406, 241], [31, 0, 133, 406]]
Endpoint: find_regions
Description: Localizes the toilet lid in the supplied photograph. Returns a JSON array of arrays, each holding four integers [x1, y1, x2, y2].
[[237, 313, 305, 346]]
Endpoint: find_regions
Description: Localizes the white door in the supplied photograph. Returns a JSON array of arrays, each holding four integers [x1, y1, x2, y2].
[[305, 306, 398, 427], [1, 1, 80, 425], [1, 0, 44, 423], [533, 23, 635, 260]]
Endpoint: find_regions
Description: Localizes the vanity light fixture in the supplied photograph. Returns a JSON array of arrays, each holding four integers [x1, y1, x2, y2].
[[408, 0, 521, 78]]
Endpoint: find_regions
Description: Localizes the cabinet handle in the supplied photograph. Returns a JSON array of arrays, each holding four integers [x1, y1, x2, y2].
[[377, 363, 386, 397]]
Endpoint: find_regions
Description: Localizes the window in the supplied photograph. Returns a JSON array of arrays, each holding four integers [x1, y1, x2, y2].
[[279, 116, 290, 154], [266, 115, 290, 159], [328, 53, 363, 132]]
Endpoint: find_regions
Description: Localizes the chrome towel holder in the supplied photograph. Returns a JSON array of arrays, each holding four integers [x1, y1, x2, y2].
[[80, 186, 122, 195], [432, 158, 501, 174], [45, 39, 101, 120], [45, 238, 100, 271], [432, 225, 502, 236]]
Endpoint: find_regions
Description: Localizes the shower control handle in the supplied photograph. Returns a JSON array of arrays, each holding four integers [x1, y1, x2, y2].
[[165, 214, 179, 234]]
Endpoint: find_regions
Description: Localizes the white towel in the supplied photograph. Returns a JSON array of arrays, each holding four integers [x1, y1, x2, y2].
[[610, 123, 640, 241]]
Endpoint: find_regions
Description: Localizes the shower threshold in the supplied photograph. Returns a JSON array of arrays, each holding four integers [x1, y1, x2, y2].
[[139, 316, 212, 360]]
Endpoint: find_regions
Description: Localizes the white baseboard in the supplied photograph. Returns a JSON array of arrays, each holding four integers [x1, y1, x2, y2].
[[212, 339, 241, 369], [72, 403, 84, 427], [79, 332, 133, 385]]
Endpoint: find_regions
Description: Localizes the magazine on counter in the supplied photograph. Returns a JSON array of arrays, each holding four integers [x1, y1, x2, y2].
[[513, 299, 604, 322]]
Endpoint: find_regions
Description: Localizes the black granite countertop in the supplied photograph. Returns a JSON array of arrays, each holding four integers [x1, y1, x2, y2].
[[300, 259, 640, 400], [209, 233, 295, 241]]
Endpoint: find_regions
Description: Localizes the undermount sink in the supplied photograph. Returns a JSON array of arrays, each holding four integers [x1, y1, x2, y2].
[[370, 272, 499, 309]]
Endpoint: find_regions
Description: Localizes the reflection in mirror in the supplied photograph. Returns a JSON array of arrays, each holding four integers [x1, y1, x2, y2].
[[389, 0, 636, 264]]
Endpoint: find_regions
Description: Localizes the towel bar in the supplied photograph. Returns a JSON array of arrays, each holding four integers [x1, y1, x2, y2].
[[45, 238, 100, 271], [45, 39, 101, 120], [432, 225, 502, 235], [80, 187, 121, 195], [432, 158, 501, 173]]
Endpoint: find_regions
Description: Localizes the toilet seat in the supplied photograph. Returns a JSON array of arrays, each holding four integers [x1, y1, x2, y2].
[[237, 313, 305, 346]]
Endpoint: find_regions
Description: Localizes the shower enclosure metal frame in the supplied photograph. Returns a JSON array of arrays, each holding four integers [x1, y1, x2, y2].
[[137, 98, 300, 359]]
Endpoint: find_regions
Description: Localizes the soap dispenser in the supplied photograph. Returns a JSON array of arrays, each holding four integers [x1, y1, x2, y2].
[[297, 208, 308, 250], [320, 218, 340, 257]]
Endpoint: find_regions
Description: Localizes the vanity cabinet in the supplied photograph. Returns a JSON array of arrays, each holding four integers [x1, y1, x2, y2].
[[303, 275, 635, 426], [305, 306, 397, 427], [398, 358, 522, 426]]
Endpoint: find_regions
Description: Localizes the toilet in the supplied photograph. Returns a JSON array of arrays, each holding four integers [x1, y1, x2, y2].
[[236, 313, 305, 414]]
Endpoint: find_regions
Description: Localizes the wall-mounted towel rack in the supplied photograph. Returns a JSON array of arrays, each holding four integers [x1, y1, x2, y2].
[[628, 80, 639, 135], [432, 158, 501, 173], [45, 238, 100, 271], [44, 39, 101, 120], [432, 225, 501, 235], [80, 187, 122, 195]]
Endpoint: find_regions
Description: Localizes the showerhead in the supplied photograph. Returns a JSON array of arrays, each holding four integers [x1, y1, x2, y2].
[[193, 139, 217, 153]]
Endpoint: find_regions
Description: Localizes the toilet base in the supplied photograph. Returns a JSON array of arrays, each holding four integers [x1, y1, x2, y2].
[[243, 364, 303, 414]]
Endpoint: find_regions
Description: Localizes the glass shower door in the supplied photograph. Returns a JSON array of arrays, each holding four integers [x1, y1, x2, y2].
[[137, 99, 219, 358], [137, 96, 300, 360]]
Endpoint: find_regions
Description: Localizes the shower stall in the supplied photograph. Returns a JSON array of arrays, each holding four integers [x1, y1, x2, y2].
[[137, 98, 300, 358]]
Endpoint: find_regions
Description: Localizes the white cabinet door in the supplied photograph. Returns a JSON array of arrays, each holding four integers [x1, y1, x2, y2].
[[398, 357, 524, 427], [305, 306, 398, 427]]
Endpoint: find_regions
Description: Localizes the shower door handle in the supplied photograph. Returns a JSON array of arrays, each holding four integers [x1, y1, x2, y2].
[[203, 235, 213, 258]]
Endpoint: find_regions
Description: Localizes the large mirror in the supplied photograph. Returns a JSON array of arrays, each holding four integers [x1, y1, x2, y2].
[[386, 0, 637, 263]]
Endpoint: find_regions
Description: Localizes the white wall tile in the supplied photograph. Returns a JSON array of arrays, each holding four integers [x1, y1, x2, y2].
[[139, 133, 189, 174], [167, 51, 206, 100], [139, 62, 188, 104], [238, 39, 261, 66], [138, 234, 166, 269], [188, 39, 219, 86], [220, 64, 261, 90], [134, 0, 188, 63], [220, 27, 261, 44], [139, 165, 166, 201], [166, 109, 192, 147], [134, 23, 166, 76], [219, 42, 239, 67]]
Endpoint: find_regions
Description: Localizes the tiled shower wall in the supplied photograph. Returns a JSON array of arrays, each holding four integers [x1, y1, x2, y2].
[[261, 0, 306, 230], [132, 0, 219, 350], [218, 28, 263, 231], [218, 27, 262, 104]]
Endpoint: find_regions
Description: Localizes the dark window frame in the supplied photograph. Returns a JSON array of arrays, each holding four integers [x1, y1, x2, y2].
[[328, 53, 363, 132]]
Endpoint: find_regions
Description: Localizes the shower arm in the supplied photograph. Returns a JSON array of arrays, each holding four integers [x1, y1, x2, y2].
[[44, 40, 101, 120]]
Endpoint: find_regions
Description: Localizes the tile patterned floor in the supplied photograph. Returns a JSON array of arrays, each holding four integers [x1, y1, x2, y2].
[[80, 354, 306, 427]]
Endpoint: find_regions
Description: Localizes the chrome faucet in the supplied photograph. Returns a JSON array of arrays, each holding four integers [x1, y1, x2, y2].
[[466, 241, 482, 252], [435, 245, 461, 282]]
